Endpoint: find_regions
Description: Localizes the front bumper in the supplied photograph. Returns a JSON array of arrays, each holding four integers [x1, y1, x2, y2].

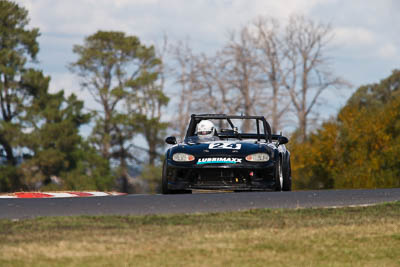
[[166, 159, 277, 191]]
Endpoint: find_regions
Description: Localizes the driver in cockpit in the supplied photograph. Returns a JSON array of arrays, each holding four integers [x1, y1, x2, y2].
[[196, 120, 219, 141]]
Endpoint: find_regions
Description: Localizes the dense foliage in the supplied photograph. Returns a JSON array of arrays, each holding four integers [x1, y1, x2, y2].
[[290, 70, 400, 189], [0, 1, 113, 192], [0, 1, 168, 192]]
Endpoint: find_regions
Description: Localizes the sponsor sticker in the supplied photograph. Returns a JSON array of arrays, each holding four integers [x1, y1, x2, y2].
[[196, 157, 242, 164]]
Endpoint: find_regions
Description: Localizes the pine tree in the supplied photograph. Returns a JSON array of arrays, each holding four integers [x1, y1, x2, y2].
[[70, 31, 167, 192]]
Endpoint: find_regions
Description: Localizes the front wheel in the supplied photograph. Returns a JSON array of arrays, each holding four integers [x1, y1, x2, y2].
[[282, 158, 292, 191], [161, 160, 192, 195], [275, 158, 283, 191], [161, 160, 170, 194]]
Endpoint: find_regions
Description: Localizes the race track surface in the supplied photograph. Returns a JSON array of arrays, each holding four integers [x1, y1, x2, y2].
[[1, 188, 400, 219]]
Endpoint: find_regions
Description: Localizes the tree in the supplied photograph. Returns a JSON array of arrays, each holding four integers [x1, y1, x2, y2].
[[170, 41, 200, 138], [132, 89, 169, 165], [0, 1, 116, 192], [0, 0, 40, 169], [345, 69, 400, 109], [283, 15, 346, 142], [170, 15, 344, 137], [0, 0, 42, 190], [5, 68, 112, 191], [19, 71, 91, 188], [289, 121, 340, 189], [70, 31, 163, 191], [333, 70, 400, 188], [252, 17, 291, 132], [128, 38, 170, 165], [171, 41, 236, 136], [290, 70, 400, 190], [171, 37, 259, 133], [223, 27, 263, 132]]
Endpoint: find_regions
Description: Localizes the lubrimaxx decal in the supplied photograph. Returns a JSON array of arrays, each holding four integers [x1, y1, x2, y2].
[[197, 157, 242, 164]]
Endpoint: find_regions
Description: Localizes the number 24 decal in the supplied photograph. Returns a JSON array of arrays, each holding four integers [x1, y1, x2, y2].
[[208, 143, 242, 149]]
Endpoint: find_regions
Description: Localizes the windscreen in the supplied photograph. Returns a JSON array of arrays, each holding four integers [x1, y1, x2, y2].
[[194, 119, 265, 135], [228, 119, 263, 134]]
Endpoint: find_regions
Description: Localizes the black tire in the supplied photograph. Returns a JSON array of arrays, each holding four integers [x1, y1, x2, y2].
[[282, 158, 292, 191], [161, 160, 171, 194], [275, 158, 283, 191], [162, 160, 192, 195]]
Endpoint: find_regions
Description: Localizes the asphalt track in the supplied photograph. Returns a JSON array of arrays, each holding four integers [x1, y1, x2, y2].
[[1, 188, 400, 219]]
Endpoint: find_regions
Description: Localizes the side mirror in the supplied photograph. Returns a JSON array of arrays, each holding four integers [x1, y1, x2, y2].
[[278, 136, 288, 145], [165, 136, 177, 145]]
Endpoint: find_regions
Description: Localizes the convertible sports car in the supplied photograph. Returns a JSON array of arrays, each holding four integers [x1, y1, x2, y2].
[[162, 114, 291, 194]]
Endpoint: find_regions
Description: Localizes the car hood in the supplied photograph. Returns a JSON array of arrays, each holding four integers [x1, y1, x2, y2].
[[169, 140, 275, 158]]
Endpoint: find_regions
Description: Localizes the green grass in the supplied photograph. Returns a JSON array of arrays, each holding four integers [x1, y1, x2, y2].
[[0, 202, 400, 266]]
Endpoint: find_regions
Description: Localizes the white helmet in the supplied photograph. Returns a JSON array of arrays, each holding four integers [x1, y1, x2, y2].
[[197, 120, 216, 138]]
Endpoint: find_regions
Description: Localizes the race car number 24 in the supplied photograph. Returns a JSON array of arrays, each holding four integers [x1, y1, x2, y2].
[[208, 143, 242, 149]]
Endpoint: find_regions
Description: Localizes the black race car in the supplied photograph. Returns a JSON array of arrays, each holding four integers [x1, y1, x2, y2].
[[162, 114, 291, 194]]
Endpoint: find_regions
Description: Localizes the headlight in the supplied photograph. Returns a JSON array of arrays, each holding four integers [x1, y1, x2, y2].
[[172, 153, 195, 162], [245, 153, 270, 162]]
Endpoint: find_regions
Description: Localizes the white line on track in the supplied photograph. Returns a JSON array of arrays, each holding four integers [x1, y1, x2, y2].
[[44, 193, 77, 198], [83, 192, 109, 196], [0, 192, 126, 198]]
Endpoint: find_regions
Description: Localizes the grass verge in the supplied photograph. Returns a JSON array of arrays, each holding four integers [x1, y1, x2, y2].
[[1, 202, 400, 266]]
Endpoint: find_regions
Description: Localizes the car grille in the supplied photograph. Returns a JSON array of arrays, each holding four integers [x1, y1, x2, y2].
[[196, 169, 246, 185], [182, 168, 271, 186]]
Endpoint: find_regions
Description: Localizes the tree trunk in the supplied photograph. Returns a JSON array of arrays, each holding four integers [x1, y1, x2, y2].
[[298, 112, 307, 143], [102, 109, 111, 159], [271, 82, 279, 133], [0, 134, 16, 166], [148, 140, 156, 165], [242, 95, 252, 132]]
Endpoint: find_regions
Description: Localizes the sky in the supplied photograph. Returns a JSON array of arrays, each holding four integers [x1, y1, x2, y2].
[[14, 0, 400, 127]]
